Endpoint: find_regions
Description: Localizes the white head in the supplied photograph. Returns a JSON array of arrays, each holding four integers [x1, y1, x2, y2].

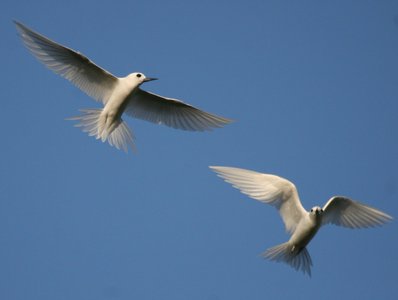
[[310, 206, 323, 216], [126, 72, 157, 85]]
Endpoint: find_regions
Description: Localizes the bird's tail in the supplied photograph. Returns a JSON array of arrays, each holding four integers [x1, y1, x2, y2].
[[68, 108, 135, 152], [261, 242, 312, 276]]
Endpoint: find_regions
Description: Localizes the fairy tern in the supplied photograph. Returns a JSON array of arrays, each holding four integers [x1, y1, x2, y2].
[[210, 166, 392, 276], [15, 21, 232, 152]]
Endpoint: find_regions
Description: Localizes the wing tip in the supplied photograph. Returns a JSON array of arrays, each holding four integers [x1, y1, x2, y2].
[[14, 20, 31, 35], [209, 165, 223, 170], [13, 19, 23, 27], [209, 165, 240, 175]]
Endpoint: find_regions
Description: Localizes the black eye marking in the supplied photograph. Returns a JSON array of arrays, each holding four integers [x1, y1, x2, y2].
[[136, 73, 142, 78]]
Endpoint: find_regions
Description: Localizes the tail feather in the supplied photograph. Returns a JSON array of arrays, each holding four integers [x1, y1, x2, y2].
[[107, 120, 135, 152], [262, 242, 312, 276], [68, 109, 135, 152]]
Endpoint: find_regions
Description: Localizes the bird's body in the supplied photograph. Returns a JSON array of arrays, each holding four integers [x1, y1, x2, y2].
[[91, 73, 154, 144], [105, 75, 139, 120], [288, 208, 321, 250], [15, 21, 232, 152], [210, 166, 392, 276]]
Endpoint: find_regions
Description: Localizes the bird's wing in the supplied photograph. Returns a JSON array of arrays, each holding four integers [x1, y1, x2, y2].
[[15, 21, 117, 105], [210, 166, 307, 234], [125, 89, 232, 131], [322, 196, 392, 228]]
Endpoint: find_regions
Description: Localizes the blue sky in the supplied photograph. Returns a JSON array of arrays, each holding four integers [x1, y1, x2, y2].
[[1, 0, 398, 299]]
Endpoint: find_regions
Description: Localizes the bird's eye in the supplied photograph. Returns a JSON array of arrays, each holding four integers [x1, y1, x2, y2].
[[310, 209, 313, 212], [136, 73, 142, 78]]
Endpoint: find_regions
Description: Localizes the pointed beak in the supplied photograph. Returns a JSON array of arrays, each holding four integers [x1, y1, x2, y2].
[[143, 77, 158, 82]]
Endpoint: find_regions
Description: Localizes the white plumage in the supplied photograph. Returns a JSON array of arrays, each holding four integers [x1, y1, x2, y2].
[[210, 166, 392, 276], [15, 21, 232, 152]]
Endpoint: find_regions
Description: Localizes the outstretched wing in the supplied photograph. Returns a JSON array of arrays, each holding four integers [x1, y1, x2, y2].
[[210, 166, 307, 234], [15, 21, 117, 105], [322, 196, 392, 228], [125, 89, 232, 131]]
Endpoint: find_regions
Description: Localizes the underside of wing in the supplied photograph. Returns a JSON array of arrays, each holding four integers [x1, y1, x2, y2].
[[210, 166, 307, 233], [125, 89, 232, 131], [15, 21, 117, 104], [322, 196, 393, 228]]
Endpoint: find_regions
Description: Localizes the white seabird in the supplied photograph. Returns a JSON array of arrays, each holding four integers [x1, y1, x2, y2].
[[15, 21, 232, 152], [210, 166, 392, 276]]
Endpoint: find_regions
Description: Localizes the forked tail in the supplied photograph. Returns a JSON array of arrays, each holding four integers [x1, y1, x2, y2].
[[68, 109, 135, 152], [262, 242, 312, 276]]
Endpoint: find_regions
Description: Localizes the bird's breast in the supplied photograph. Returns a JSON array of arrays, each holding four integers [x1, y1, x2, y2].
[[105, 83, 137, 117], [289, 215, 321, 249]]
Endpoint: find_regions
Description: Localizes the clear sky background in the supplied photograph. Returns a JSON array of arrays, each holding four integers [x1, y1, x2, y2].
[[1, 0, 398, 299]]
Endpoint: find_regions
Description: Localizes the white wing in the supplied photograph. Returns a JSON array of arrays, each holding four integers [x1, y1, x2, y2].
[[125, 89, 232, 131], [15, 21, 117, 105], [322, 196, 392, 228], [210, 166, 307, 234]]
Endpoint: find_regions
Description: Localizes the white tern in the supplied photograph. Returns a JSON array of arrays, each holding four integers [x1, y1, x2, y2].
[[210, 166, 392, 276], [15, 21, 232, 152]]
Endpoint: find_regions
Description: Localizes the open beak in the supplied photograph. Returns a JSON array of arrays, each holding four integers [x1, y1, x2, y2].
[[143, 77, 158, 82]]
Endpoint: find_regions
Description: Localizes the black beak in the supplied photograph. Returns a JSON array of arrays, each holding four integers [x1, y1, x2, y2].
[[143, 77, 158, 82]]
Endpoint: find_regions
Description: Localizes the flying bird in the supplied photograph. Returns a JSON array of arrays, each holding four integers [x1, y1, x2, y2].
[[15, 21, 232, 152], [210, 166, 392, 276]]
